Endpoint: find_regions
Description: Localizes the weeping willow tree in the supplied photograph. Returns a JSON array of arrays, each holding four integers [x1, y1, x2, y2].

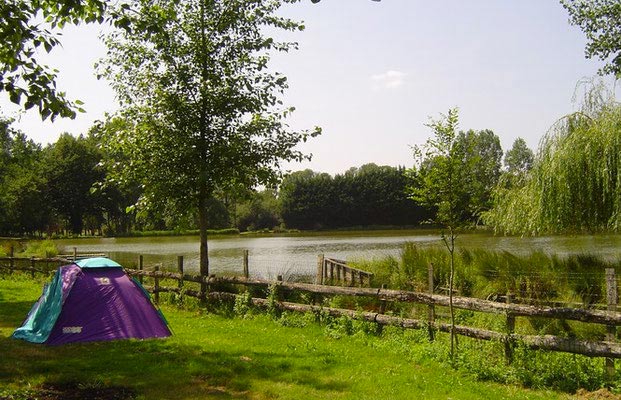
[[484, 81, 621, 234]]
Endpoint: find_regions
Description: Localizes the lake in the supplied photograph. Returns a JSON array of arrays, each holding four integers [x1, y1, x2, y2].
[[55, 231, 621, 279]]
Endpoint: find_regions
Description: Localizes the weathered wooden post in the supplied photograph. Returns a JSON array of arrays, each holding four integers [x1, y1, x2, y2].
[[73, 247, 78, 261], [277, 274, 283, 282], [605, 268, 618, 380], [379, 284, 388, 315], [243, 249, 249, 279], [316, 254, 325, 285], [207, 274, 216, 301], [154, 265, 160, 305], [30, 257, 35, 279], [177, 256, 184, 301], [9, 245, 14, 273], [138, 255, 144, 284], [324, 259, 329, 283], [329, 260, 334, 284], [505, 292, 516, 364], [428, 263, 436, 341]]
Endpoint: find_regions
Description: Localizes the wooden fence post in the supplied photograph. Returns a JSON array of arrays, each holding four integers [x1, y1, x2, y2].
[[207, 274, 216, 301], [505, 292, 516, 364], [154, 265, 160, 305], [178, 256, 184, 300], [139, 255, 144, 284], [316, 254, 325, 285], [73, 247, 77, 261], [243, 250, 249, 279], [325, 259, 330, 284], [30, 257, 35, 279], [9, 246, 14, 273], [379, 284, 388, 314], [605, 268, 617, 381], [428, 263, 436, 341]]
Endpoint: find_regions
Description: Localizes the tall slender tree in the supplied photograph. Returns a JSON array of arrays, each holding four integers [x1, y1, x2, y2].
[[408, 108, 466, 362], [99, 0, 319, 278]]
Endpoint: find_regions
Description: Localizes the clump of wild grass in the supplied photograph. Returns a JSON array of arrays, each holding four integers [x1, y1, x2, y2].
[[357, 243, 618, 306], [22, 240, 59, 257]]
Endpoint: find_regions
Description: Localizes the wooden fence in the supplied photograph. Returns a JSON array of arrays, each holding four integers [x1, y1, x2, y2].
[[0, 256, 70, 277], [0, 245, 105, 275], [125, 268, 621, 362], [1, 254, 619, 377], [316, 255, 374, 287]]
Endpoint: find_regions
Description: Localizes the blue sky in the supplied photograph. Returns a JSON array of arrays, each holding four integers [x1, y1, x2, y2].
[[0, 0, 614, 175]]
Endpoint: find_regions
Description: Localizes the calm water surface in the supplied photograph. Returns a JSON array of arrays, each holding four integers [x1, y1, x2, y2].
[[56, 231, 621, 279]]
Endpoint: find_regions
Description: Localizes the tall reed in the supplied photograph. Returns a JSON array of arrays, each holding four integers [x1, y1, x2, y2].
[[355, 243, 618, 306]]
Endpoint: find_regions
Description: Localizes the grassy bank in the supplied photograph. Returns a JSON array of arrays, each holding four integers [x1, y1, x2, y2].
[[0, 276, 572, 400]]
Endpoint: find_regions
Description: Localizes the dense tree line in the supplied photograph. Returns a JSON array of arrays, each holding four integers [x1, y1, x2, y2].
[[0, 120, 118, 236], [279, 165, 430, 230], [0, 113, 533, 237]]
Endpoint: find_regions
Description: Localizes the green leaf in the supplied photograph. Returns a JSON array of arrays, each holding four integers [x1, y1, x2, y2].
[[9, 91, 21, 105]]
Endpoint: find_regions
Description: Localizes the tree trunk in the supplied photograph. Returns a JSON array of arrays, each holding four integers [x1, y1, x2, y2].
[[444, 227, 457, 364], [197, 0, 209, 291], [198, 191, 209, 296]]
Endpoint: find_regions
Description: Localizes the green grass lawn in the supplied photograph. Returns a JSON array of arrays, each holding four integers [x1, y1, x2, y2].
[[0, 276, 571, 400]]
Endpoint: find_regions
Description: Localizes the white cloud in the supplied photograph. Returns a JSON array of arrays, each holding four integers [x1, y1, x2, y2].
[[371, 70, 407, 89]]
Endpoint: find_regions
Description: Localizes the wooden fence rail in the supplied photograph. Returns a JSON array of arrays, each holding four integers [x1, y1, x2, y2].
[[0, 256, 72, 276], [135, 275, 621, 359], [123, 268, 621, 366], [127, 269, 621, 326], [206, 291, 621, 359], [2, 258, 619, 326], [3, 255, 620, 368]]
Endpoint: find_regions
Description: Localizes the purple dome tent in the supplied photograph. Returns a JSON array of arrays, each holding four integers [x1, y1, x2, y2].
[[13, 257, 171, 345]]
